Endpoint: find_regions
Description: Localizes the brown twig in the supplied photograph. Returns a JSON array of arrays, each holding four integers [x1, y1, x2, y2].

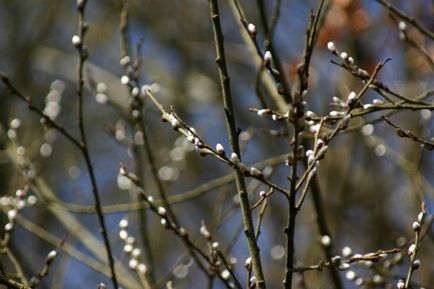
[[330, 60, 429, 106], [0, 73, 81, 148], [74, 2, 119, 288], [232, 0, 292, 105], [291, 248, 401, 273], [255, 0, 292, 103], [215, 250, 243, 289], [375, 0, 434, 40], [382, 116, 434, 151]]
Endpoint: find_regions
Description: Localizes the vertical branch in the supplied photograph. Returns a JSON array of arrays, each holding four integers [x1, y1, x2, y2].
[[208, 0, 267, 288], [284, 110, 300, 289], [233, 0, 292, 104], [119, 2, 179, 229], [74, 1, 119, 288], [256, 0, 292, 103], [284, 1, 326, 289], [137, 117, 179, 225], [404, 203, 427, 288], [0, 274, 28, 289], [119, 3, 155, 280], [120, 15, 223, 285], [227, 0, 288, 111], [119, 1, 130, 59], [298, 0, 325, 96]]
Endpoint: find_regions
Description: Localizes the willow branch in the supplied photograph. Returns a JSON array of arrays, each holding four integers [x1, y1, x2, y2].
[[375, 0, 434, 40], [208, 0, 266, 288], [74, 1, 119, 288]]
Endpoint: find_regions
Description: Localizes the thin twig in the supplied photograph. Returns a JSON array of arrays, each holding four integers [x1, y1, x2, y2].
[[254, 198, 269, 240], [119, 3, 158, 281], [145, 90, 291, 196], [2, 248, 28, 287], [0, 275, 28, 289], [0, 73, 81, 148], [291, 248, 400, 273], [375, 0, 434, 40], [329, 59, 429, 105], [13, 215, 132, 288], [382, 116, 434, 151], [228, 0, 288, 111], [215, 250, 243, 289], [74, 1, 119, 288], [255, 0, 292, 102], [29, 242, 64, 289]]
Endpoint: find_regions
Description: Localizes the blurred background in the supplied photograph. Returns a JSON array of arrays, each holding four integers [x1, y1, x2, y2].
[[0, 0, 433, 288]]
